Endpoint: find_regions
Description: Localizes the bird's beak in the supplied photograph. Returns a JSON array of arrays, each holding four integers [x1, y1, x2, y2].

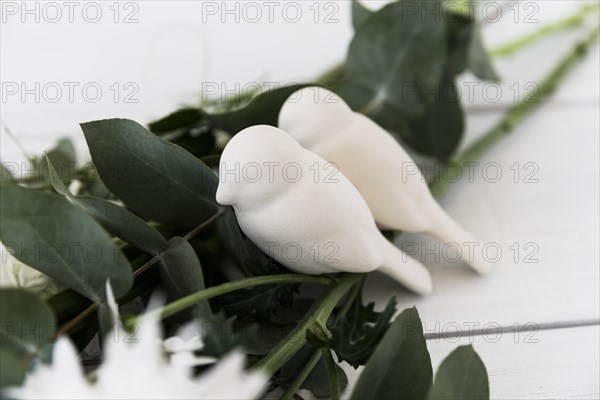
[[215, 182, 235, 205]]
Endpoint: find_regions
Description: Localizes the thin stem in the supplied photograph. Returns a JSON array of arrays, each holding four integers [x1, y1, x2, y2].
[[56, 212, 226, 336], [132, 254, 161, 279], [490, 4, 600, 58], [133, 209, 225, 278], [321, 348, 341, 400], [333, 275, 364, 325], [252, 273, 363, 375], [429, 24, 600, 198], [55, 303, 97, 339], [1, 121, 34, 162], [183, 208, 225, 240], [280, 275, 363, 400], [279, 350, 322, 400], [148, 274, 333, 321]]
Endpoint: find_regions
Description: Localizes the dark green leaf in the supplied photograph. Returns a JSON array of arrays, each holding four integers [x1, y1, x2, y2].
[[216, 283, 297, 322], [206, 84, 314, 134], [169, 132, 216, 158], [97, 301, 116, 346], [351, 307, 433, 400], [446, 15, 474, 77], [469, 24, 500, 81], [215, 207, 249, 266], [159, 237, 207, 302], [46, 288, 92, 324], [0, 346, 26, 387], [342, 0, 447, 120], [195, 308, 257, 358], [330, 295, 396, 367], [1, 163, 14, 183], [280, 346, 348, 398], [72, 197, 168, 255], [0, 184, 133, 301], [427, 345, 489, 400], [352, 0, 373, 30], [148, 108, 204, 135], [86, 174, 112, 199], [406, 71, 465, 159], [46, 156, 168, 255], [39, 138, 77, 184], [0, 289, 56, 387], [81, 118, 219, 228]]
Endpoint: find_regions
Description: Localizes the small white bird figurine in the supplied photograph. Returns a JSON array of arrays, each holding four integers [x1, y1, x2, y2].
[[279, 87, 492, 274], [216, 125, 433, 295]]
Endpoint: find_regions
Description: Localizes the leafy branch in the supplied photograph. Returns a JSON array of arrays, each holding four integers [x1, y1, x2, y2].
[[430, 24, 600, 197]]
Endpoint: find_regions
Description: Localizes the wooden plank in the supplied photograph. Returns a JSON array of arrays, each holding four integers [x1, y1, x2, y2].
[[340, 325, 600, 400], [363, 103, 599, 332]]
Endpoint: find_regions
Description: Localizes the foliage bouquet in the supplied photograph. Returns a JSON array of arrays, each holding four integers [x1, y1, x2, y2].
[[1, 1, 598, 399]]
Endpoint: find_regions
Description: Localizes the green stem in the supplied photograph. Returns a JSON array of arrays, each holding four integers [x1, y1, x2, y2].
[[55, 211, 228, 336], [429, 24, 600, 198], [280, 350, 323, 400], [490, 4, 600, 58], [321, 348, 341, 400], [148, 274, 333, 321], [279, 275, 363, 400], [252, 273, 363, 375]]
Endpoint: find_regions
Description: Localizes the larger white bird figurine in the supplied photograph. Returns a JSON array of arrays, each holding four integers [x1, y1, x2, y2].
[[216, 125, 433, 295], [279, 87, 492, 274]]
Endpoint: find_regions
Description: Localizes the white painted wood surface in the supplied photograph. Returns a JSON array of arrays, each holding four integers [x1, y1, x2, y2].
[[1, 1, 598, 398], [341, 326, 600, 400]]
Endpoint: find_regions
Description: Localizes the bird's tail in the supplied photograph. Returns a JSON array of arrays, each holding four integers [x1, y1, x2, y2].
[[428, 203, 493, 274], [377, 235, 433, 296]]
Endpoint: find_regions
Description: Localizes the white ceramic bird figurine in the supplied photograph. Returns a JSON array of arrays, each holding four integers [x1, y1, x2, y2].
[[278, 87, 492, 274], [216, 125, 433, 295]]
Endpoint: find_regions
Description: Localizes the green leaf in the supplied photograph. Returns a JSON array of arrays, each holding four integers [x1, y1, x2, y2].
[[445, 15, 474, 77], [406, 71, 465, 160], [71, 197, 168, 255], [148, 109, 215, 158], [81, 118, 219, 228], [159, 237, 207, 302], [351, 307, 433, 400], [352, 0, 373, 29], [280, 346, 349, 398], [1, 163, 14, 183], [0, 289, 56, 387], [39, 138, 77, 184], [330, 295, 397, 368], [195, 308, 257, 358], [206, 84, 314, 133], [341, 0, 447, 120], [217, 283, 297, 322], [215, 208, 249, 266], [468, 24, 500, 81], [213, 252, 297, 321], [0, 184, 133, 301], [46, 287, 92, 324], [427, 345, 489, 400], [0, 346, 26, 387], [45, 154, 168, 255], [148, 108, 204, 136]]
